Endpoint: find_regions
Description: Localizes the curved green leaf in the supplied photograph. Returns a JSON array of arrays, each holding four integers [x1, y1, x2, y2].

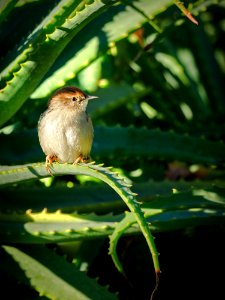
[[0, 161, 160, 277], [109, 212, 137, 275], [0, 0, 118, 127], [3, 245, 117, 300]]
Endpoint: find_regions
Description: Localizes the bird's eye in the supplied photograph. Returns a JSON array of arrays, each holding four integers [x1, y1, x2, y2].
[[72, 97, 76, 101]]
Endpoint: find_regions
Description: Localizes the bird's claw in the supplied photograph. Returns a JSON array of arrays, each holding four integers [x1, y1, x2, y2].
[[45, 155, 59, 176], [73, 154, 90, 164]]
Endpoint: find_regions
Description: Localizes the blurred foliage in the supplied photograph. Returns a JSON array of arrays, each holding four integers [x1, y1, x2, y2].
[[0, 0, 225, 299]]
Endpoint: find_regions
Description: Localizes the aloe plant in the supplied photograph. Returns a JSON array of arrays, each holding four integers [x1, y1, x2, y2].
[[0, 1, 225, 299]]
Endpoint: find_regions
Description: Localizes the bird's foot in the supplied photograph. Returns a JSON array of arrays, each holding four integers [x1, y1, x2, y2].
[[73, 154, 90, 164], [45, 155, 59, 175]]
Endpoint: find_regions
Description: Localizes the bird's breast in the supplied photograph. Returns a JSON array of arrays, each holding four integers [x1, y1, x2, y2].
[[61, 111, 93, 161], [39, 108, 93, 163]]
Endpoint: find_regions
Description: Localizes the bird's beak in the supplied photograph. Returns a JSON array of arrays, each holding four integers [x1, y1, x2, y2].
[[87, 95, 98, 100]]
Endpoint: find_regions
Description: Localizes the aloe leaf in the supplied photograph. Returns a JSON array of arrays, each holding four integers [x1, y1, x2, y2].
[[0, 0, 118, 127], [0, 209, 121, 243], [31, 0, 173, 100], [110, 181, 225, 273], [2, 179, 225, 214], [3, 245, 117, 300], [146, 207, 225, 232], [0, 205, 224, 243], [0, 183, 225, 244], [109, 209, 161, 274], [1, 126, 225, 165], [0, 162, 160, 277], [0, 0, 58, 62], [93, 126, 225, 165], [109, 212, 136, 275]]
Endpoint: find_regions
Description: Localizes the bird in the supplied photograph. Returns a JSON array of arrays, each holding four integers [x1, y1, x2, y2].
[[38, 86, 98, 174]]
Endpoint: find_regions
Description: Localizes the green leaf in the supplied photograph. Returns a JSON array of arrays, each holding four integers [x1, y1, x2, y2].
[[3, 245, 117, 300], [0, 0, 118, 127], [0, 204, 224, 244], [1, 126, 225, 165], [109, 213, 133, 274], [31, 0, 173, 100], [93, 126, 225, 164], [2, 179, 225, 214], [0, 161, 160, 276], [146, 207, 225, 232], [0, 209, 121, 243]]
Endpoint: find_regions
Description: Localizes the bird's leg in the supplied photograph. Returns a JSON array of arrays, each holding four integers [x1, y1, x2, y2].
[[45, 155, 59, 175], [73, 154, 90, 164]]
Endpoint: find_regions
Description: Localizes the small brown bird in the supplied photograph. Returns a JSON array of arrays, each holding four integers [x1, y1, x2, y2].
[[38, 86, 97, 173]]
